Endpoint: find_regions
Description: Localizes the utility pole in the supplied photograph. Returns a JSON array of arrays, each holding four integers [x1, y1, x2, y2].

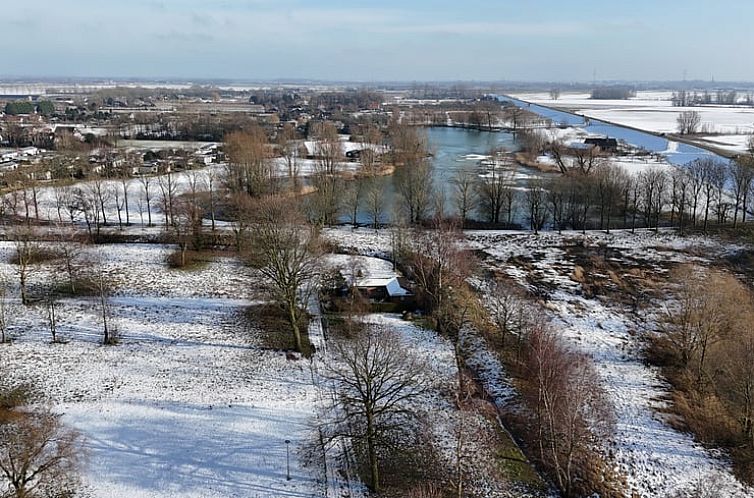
[[285, 439, 291, 480]]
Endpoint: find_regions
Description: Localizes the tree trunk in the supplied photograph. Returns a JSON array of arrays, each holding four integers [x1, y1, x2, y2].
[[20, 271, 28, 305], [124, 185, 130, 225], [288, 301, 303, 352], [366, 412, 380, 492]]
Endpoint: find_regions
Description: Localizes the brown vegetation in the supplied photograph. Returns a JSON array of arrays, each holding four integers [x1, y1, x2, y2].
[[649, 265, 754, 484]]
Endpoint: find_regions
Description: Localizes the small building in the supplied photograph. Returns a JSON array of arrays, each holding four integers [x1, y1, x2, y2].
[[584, 137, 619, 152], [132, 163, 159, 176], [327, 254, 415, 308], [353, 276, 412, 303]]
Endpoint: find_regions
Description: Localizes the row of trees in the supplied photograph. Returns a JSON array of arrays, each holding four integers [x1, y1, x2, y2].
[[3, 100, 55, 116], [4, 166, 219, 246], [671, 89, 752, 107]]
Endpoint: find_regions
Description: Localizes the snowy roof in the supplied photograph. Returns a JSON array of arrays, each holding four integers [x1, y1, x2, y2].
[[325, 254, 411, 296], [356, 276, 410, 297]]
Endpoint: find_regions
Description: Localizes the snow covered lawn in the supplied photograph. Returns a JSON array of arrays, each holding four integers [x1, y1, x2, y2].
[[0, 243, 324, 498]]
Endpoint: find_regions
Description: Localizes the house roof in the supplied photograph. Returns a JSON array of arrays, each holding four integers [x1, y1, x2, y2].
[[356, 276, 410, 297], [326, 254, 411, 297]]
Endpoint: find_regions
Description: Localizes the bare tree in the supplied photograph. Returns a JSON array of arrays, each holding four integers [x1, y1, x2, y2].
[[710, 161, 730, 224], [677, 110, 702, 135], [158, 170, 178, 226], [42, 292, 60, 344], [0, 406, 83, 498], [206, 166, 219, 231], [392, 125, 433, 224], [668, 472, 739, 498], [525, 179, 548, 234], [452, 170, 478, 223], [247, 198, 321, 352], [718, 334, 754, 450], [81, 184, 104, 236], [277, 122, 300, 180], [227, 193, 254, 253], [120, 175, 131, 226], [394, 158, 433, 224], [138, 174, 155, 226], [477, 153, 515, 224], [324, 325, 428, 492], [0, 277, 11, 344], [170, 192, 202, 267], [54, 227, 83, 295], [313, 122, 343, 176], [112, 178, 126, 229], [488, 279, 531, 351], [522, 324, 615, 498], [225, 127, 276, 197], [51, 186, 67, 224], [661, 266, 743, 381], [10, 227, 39, 305], [90, 175, 111, 227], [699, 159, 727, 231], [671, 169, 690, 231], [84, 258, 118, 346], [365, 179, 387, 229], [503, 105, 529, 133], [731, 158, 754, 226], [342, 179, 364, 226], [547, 178, 567, 233], [594, 164, 627, 232], [309, 172, 343, 226], [359, 124, 385, 175], [60, 188, 80, 225], [571, 145, 606, 176], [404, 222, 475, 396], [639, 167, 668, 231]]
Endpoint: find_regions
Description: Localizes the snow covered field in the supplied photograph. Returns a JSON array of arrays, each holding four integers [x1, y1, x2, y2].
[[466, 230, 753, 497], [511, 91, 754, 153], [324, 227, 754, 497], [0, 243, 324, 498]]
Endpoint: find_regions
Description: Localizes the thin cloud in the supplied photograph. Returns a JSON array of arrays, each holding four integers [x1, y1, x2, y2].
[[377, 21, 587, 37]]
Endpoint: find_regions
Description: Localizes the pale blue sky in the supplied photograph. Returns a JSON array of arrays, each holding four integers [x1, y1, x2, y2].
[[3, 0, 753, 82]]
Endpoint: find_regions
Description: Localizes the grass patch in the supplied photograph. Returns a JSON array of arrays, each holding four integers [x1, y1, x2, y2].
[[492, 423, 546, 490], [166, 249, 213, 270], [48, 276, 100, 298], [9, 245, 61, 265], [244, 304, 313, 358]]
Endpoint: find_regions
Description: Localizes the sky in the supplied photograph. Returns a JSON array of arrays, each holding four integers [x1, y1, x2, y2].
[[3, 0, 754, 83]]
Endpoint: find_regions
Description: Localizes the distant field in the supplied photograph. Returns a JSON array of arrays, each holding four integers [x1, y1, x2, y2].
[[511, 91, 754, 153]]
